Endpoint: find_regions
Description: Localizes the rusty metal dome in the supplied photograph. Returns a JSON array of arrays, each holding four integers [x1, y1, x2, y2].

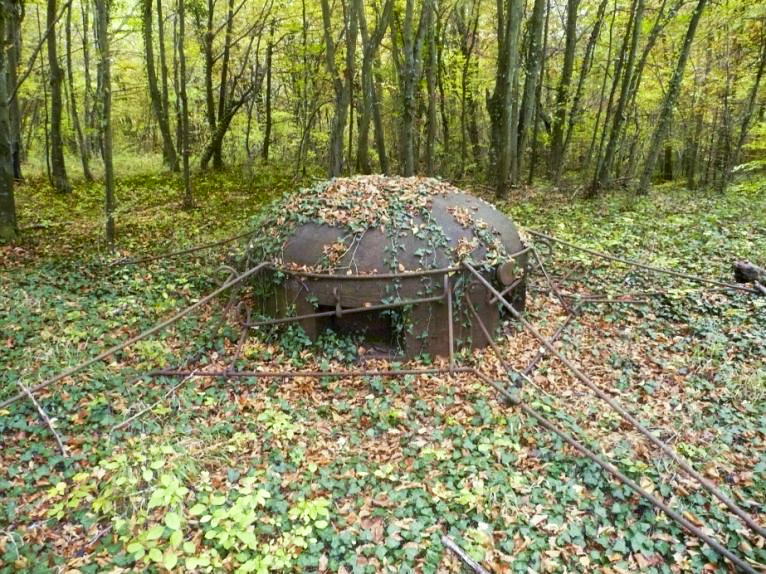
[[247, 176, 527, 358]]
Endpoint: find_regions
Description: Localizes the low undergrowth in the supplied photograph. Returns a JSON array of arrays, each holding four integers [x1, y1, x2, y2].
[[1, 165, 765, 573]]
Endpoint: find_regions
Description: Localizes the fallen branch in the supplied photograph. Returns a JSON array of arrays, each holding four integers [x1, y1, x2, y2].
[[111, 370, 198, 433], [15, 380, 67, 457]]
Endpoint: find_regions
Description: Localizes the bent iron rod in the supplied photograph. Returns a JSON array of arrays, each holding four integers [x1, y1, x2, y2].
[[148, 367, 475, 379], [470, 368, 758, 574], [528, 230, 759, 295], [462, 261, 766, 541], [244, 294, 445, 328], [0, 263, 270, 409]]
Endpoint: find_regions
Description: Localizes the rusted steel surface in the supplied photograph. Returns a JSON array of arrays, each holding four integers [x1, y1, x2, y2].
[[251, 181, 528, 358]]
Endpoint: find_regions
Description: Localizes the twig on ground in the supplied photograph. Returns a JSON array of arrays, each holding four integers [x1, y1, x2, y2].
[[15, 380, 67, 457], [110, 370, 198, 433]]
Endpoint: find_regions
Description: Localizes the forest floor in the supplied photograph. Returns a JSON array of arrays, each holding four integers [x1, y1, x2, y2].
[[1, 165, 765, 573]]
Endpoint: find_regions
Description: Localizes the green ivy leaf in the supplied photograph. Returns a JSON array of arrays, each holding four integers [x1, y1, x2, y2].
[[164, 511, 181, 530], [148, 547, 163, 563], [163, 549, 178, 570], [146, 524, 165, 540]]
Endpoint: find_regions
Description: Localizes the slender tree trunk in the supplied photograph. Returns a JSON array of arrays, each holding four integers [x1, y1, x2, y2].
[[372, 60, 389, 173], [456, 0, 481, 177], [320, 0, 358, 177], [720, 31, 766, 191], [66, 1, 93, 181], [424, 5, 437, 175], [210, 0, 235, 169], [488, 0, 522, 197], [47, 0, 72, 193], [436, 18, 449, 162], [143, 0, 178, 170], [0, 0, 18, 241], [356, 0, 393, 174], [178, 0, 192, 207], [557, 0, 608, 180], [156, 0, 177, 171], [528, 0, 549, 184], [517, 0, 545, 179], [585, 0, 616, 171], [7, 0, 23, 180], [172, 11, 182, 152], [95, 0, 114, 245], [262, 22, 273, 162], [638, 0, 707, 194], [591, 0, 644, 194], [398, 0, 431, 176], [203, 0, 215, 135], [81, 0, 93, 159], [37, 7, 52, 182], [549, 0, 580, 181]]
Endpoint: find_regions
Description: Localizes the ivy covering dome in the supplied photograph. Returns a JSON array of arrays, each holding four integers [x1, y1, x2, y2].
[[246, 176, 528, 358]]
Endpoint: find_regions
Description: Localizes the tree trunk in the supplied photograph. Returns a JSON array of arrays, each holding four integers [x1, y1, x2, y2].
[[320, 0, 358, 177], [47, 0, 72, 193], [356, 0, 393, 175], [456, 0, 481, 177], [424, 5, 437, 175], [548, 0, 580, 181], [516, 0, 546, 179], [7, 0, 23, 180], [202, 0, 216, 136], [178, 0, 192, 207], [585, 0, 616, 171], [720, 31, 766, 191], [372, 61, 389, 173], [591, 0, 644, 195], [156, 0, 177, 171], [528, 0, 549, 184], [95, 0, 115, 246], [488, 0, 523, 197], [262, 22, 274, 162], [209, 0, 235, 169], [81, 0, 93, 159], [557, 0, 608, 180], [66, 1, 93, 181], [143, 0, 178, 171], [638, 0, 707, 195], [398, 0, 431, 176], [0, 0, 18, 241]]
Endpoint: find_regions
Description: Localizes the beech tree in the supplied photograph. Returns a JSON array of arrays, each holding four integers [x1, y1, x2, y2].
[[47, 0, 71, 193], [488, 0, 522, 196], [0, 0, 18, 240]]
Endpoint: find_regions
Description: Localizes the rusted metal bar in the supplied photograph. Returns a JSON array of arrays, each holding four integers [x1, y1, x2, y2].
[[488, 277, 522, 305], [463, 261, 766, 540], [464, 294, 526, 388], [0, 262, 270, 409], [148, 367, 475, 379], [244, 294, 445, 328], [470, 368, 758, 574], [522, 311, 578, 376], [445, 275, 454, 373], [112, 229, 257, 266], [270, 264, 461, 280], [441, 535, 492, 574], [528, 230, 759, 295], [532, 246, 572, 313]]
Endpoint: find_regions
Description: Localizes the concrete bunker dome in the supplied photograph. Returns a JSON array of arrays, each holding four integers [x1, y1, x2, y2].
[[246, 175, 528, 358]]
